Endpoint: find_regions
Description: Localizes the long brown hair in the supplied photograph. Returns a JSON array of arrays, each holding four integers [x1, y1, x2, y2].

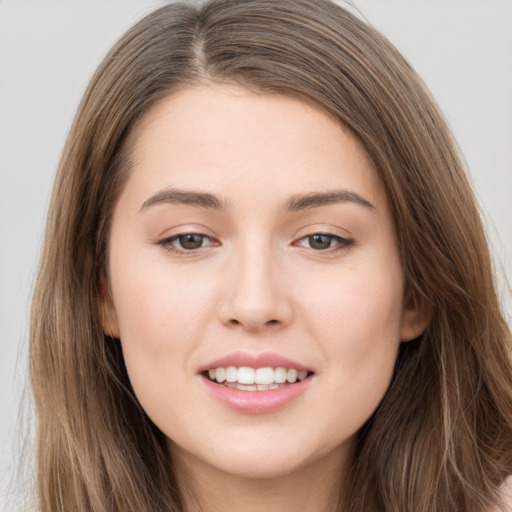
[[30, 1, 512, 510]]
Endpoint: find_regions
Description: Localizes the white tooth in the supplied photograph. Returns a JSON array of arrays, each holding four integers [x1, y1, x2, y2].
[[286, 369, 298, 383], [208, 369, 216, 380], [274, 367, 287, 383], [226, 366, 237, 383], [298, 371, 308, 381], [257, 384, 269, 391], [269, 384, 279, 390], [216, 367, 226, 383], [237, 366, 255, 384], [236, 383, 257, 391], [255, 367, 275, 385]]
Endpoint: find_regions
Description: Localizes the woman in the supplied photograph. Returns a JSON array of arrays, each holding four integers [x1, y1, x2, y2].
[[29, 0, 512, 510]]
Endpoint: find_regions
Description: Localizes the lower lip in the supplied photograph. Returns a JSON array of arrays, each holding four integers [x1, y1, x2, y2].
[[201, 375, 313, 414]]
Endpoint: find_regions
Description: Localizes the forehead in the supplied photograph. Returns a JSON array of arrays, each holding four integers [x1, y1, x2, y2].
[[124, 84, 386, 211]]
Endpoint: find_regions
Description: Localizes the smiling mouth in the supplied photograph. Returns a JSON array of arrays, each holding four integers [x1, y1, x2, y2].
[[203, 366, 314, 391]]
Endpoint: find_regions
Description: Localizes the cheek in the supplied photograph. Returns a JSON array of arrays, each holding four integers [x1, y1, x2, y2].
[[109, 253, 217, 400], [111, 239, 215, 341], [301, 259, 404, 344], [299, 261, 403, 423]]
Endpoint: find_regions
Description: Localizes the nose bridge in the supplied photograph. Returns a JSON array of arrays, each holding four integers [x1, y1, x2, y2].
[[219, 235, 292, 331]]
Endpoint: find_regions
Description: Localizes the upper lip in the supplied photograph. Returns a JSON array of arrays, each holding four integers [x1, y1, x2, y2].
[[199, 351, 313, 373]]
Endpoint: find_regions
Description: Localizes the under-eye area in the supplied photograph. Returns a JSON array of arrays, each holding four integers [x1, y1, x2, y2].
[[203, 366, 314, 391]]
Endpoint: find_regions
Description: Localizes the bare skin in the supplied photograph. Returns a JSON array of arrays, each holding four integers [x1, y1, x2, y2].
[[173, 441, 349, 512], [102, 84, 431, 511]]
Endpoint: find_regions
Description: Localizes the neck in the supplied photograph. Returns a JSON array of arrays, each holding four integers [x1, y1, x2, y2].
[[171, 443, 352, 512]]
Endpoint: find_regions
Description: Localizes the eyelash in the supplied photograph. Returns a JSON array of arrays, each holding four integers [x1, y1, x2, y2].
[[158, 233, 219, 254], [157, 232, 354, 255], [294, 233, 354, 253]]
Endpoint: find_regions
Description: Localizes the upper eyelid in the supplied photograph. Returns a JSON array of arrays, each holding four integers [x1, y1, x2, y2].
[[155, 224, 217, 241], [292, 223, 353, 238]]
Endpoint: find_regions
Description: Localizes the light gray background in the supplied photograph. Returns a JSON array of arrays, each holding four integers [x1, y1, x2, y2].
[[1, 0, 511, 506]]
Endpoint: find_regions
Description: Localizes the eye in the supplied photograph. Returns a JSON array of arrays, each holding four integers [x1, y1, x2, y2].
[[158, 233, 218, 253], [295, 233, 354, 252]]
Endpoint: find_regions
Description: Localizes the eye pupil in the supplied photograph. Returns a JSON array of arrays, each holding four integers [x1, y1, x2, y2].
[[179, 234, 204, 250], [309, 234, 332, 250]]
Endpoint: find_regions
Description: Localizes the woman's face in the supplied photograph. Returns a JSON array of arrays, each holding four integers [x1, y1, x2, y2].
[[103, 84, 427, 481]]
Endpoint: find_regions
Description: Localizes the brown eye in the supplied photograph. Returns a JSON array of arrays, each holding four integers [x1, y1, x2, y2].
[[308, 234, 333, 250], [294, 232, 354, 253], [177, 234, 205, 250], [158, 232, 217, 254]]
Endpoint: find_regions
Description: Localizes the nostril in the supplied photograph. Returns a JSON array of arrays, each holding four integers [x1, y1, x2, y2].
[[226, 317, 281, 331]]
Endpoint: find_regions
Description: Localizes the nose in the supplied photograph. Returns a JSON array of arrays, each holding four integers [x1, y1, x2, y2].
[[217, 241, 293, 333]]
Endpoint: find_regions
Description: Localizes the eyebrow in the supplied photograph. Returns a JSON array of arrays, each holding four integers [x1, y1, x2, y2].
[[284, 190, 375, 211], [141, 188, 229, 211], [140, 187, 375, 212]]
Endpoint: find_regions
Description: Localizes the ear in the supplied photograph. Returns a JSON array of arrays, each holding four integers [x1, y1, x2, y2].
[[400, 287, 432, 342], [98, 272, 120, 339]]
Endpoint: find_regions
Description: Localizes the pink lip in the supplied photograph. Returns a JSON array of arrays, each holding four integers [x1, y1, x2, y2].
[[200, 375, 313, 414], [199, 351, 313, 372], [198, 351, 314, 414]]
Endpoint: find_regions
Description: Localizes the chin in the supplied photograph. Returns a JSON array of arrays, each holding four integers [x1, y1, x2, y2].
[[218, 452, 311, 479], [168, 428, 352, 482]]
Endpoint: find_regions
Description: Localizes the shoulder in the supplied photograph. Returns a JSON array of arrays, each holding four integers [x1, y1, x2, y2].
[[503, 477, 512, 510], [492, 476, 512, 512]]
